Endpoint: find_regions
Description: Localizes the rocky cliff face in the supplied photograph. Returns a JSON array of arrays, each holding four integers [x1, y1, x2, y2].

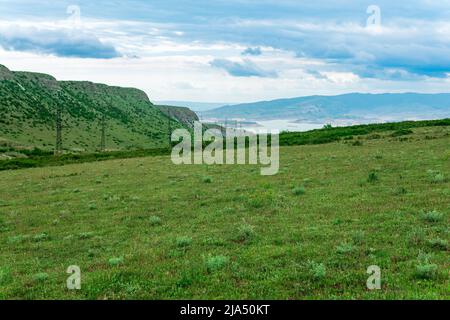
[[156, 105, 199, 129]]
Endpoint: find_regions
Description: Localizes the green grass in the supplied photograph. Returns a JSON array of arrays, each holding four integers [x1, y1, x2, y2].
[[2, 118, 449, 172], [0, 125, 448, 299]]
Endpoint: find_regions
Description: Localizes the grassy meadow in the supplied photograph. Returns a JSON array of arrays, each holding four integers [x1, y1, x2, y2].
[[0, 125, 449, 299]]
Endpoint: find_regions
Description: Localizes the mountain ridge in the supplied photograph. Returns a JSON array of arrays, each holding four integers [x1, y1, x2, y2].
[[0, 64, 189, 152], [202, 93, 450, 122]]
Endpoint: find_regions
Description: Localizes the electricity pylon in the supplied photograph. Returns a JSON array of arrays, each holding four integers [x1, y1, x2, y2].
[[168, 111, 172, 148], [54, 102, 63, 156], [100, 112, 106, 152]]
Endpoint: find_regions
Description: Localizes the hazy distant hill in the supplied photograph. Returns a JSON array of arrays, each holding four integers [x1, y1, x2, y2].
[[0, 65, 188, 151], [202, 93, 450, 122], [157, 101, 228, 112]]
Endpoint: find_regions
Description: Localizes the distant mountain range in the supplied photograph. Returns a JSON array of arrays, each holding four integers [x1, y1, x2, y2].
[[201, 93, 450, 122]]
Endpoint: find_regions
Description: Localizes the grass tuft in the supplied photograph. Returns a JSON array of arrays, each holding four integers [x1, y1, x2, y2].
[[428, 170, 446, 183], [236, 223, 256, 242], [0, 267, 12, 285], [33, 272, 49, 282], [414, 253, 438, 280], [307, 261, 327, 280], [367, 172, 379, 183], [205, 255, 230, 273], [426, 238, 448, 251], [176, 236, 193, 248], [202, 176, 213, 184], [108, 257, 124, 266], [336, 243, 355, 254], [421, 210, 444, 223], [33, 233, 49, 242], [149, 216, 162, 226], [292, 186, 306, 196]]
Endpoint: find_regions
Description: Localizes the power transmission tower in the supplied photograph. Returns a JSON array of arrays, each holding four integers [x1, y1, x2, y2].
[[54, 102, 62, 156], [168, 111, 172, 149], [100, 112, 106, 152]]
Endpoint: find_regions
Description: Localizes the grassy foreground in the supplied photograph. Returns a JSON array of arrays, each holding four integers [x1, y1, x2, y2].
[[0, 126, 448, 299]]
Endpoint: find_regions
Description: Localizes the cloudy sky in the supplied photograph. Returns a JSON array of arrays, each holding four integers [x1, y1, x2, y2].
[[1, 0, 450, 103]]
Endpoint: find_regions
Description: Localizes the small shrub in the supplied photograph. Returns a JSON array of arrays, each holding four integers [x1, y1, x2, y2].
[[408, 229, 426, 246], [8, 235, 28, 244], [177, 273, 194, 288], [414, 253, 438, 280], [205, 255, 230, 273], [336, 243, 355, 254], [236, 223, 256, 242], [415, 264, 438, 279], [33, 272, 49, 282], [421, 210, 444, 223], [427, 170, 446, 183], [149, 216, 162, 226], [427, 238, 448, 251], [78, 232, 94, 240], [176, 236, 193, 248], [292, 186, 306, 196], [88, 203, 97, 210], [248, 198, 264, 209], [87, 249, 97, 258], [176, 269, 200, 288], [202, 176, 212, 184], [33, 233, 49, 242], [0, 267, 12, 285], [307, 261, 326, 280], [367, 134, 382, 140], [108, 257, 124, 266], [367, 172, 379, 183], [393, 187, 408, 196], [391, 129, 413, 137], [352, 231, 365, 245]]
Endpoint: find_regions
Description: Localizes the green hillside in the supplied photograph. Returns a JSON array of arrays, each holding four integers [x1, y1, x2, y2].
[[0, 125, 448, 299], [0, 65, 186, 152]]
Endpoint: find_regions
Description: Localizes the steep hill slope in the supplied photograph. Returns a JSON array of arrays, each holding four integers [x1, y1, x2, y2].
[[202, 93, 450, 121], [0, 65, 185, 151], [156, 105, 199, 129]]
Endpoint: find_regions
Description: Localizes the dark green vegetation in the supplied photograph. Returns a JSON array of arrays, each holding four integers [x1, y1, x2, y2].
[[0, 125, 448, 299], [280, 119, 450, 146], [2, 118, 449, 171], [203, 93, 450, 121], [0, 65, 189, 152], [0, 147, 171, 171]]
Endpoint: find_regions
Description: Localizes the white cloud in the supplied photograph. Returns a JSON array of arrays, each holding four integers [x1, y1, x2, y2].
[[1, 1, 450, 102]]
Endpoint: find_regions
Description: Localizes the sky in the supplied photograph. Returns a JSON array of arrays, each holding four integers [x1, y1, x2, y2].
[[1, 0, 450, 103]]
